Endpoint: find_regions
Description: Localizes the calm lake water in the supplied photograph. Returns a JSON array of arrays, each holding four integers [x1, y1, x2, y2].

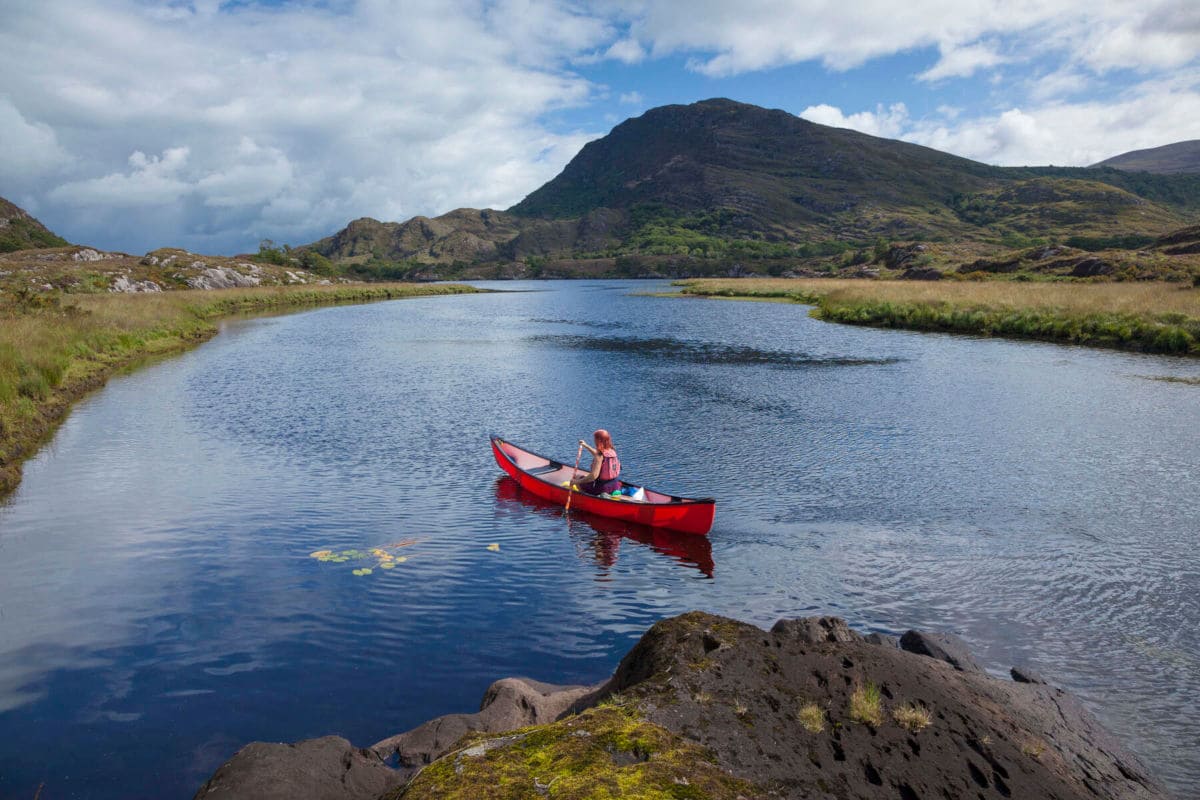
[[1, 280, 1198, 798]]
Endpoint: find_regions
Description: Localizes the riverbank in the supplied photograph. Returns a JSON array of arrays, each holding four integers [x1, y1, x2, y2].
[[0, 283, 479, 499], [675, 278, 1200, 355], [196, 611, 1168, 800]]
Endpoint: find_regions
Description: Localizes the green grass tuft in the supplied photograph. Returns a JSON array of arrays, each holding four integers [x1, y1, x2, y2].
[[849, 683, 884, 727]]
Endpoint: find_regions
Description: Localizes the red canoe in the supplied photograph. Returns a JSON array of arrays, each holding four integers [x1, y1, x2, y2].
[[490, 436, 716, 536]]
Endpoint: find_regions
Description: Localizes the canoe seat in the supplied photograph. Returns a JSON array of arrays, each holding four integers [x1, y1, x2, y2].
[[527, 464, 561, 476]]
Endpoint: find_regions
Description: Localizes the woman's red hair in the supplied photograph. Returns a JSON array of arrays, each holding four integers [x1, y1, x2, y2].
[[593, 429, 613, 450]]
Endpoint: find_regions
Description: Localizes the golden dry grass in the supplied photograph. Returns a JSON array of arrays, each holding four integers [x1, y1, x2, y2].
[[797, 703, 826, 733], [677, 278, 1200, 354], [892, 703, 933, 732], [679, 278, 1200, 317]]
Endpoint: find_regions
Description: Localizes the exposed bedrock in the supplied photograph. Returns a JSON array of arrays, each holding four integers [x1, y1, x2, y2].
[[194, 612, 1170, 800]]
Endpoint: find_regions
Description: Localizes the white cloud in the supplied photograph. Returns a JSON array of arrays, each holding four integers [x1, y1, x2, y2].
[[619, 91, 644, 105], [1028, 67, 1092, 103], [196, 139, 293, 209], [800, 76, 1200, 166], [917, 41, 1006, 82], [50, 147, 192, 208], [800, 102, 911, 139], [611, 0, 1200, 78], [0, 97, 70, 183], [605, 38, 645, 64], [0, 0, 607, 253]]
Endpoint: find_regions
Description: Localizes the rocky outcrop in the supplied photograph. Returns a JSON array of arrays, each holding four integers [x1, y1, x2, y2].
[[898, 628, 984, 672], [109, 274, 162, 293], [195, 612, 1170, 800], [370, 677, 602, 775], [186, 266, 262, 290], [193, 736, 402, 800]]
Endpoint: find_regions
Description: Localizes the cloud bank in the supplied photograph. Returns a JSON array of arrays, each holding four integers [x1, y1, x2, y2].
[[0, 0, 1197, 253]]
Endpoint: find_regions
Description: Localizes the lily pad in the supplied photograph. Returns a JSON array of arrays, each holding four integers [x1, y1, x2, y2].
[[379, 562, 396, 570], [309, 550, 333, 559], [352, 568, 373, 576], [486, 543, 500, 552]]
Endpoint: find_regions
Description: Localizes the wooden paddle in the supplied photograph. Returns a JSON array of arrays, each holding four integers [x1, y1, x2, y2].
[[565, 442, 584, 514]]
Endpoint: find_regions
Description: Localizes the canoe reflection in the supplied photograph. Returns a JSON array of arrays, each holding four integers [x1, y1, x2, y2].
[[493, 477, 715, 577]]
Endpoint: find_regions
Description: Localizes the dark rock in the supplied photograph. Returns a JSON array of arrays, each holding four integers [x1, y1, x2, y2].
[[961, 255, 1023, 273], [1029, 245, 1067, 260], [864, 632, 900, 648], [1163, 242, 1200, 255], [900, 266, 943, 280], [882, 242, 928, 270], [1070, 256, 1116, 277], [191, 736, 401, 800], [1012, 665, 1049, 684], [900, 629, 985, 672], [196, 612, 1170, 800], [771, 615, 861, 644]]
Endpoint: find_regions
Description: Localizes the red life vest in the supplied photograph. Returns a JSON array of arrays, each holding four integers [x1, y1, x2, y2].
[[599, 448, 620, 481]]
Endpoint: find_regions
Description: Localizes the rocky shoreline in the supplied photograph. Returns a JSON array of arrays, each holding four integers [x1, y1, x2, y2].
[[194, 612, 1169, 800]]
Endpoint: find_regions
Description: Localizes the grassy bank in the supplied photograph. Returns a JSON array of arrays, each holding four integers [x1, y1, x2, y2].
[[676, 278, 1200, 355], [0, 283, 479, 498]]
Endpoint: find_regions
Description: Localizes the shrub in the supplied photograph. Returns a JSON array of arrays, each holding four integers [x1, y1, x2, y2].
[[253, 239, 290, 265]]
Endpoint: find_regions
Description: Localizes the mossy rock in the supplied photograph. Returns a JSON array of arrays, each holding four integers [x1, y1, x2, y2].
[[391, 705, 763, 799]]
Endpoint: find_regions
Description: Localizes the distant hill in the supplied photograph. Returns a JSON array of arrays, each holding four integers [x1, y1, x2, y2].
[[1093, 141, 1200, 175], [0, 197, 68, 253], [301, 99, 1200, 279]]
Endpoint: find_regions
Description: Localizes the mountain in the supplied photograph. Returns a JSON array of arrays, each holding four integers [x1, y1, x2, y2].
[[0, 197, 69, 253], [1093, 141, 1200, 174], [302, 99, 1200, 278], [510, 98, 998, 231]]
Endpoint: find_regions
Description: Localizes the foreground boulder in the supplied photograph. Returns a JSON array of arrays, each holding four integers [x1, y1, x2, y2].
[[196, 612, 1169, 800], [193, 736, 402, 800]]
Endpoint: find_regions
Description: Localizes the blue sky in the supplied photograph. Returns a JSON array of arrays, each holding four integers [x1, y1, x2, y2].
[[1, 0, 1197, 254]]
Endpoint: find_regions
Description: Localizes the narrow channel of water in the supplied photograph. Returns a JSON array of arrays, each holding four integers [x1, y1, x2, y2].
[[1, 280, 1197, 798]]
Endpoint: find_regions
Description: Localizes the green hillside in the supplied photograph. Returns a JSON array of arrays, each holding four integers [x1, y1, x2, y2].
[[1092, 140, 1200, 175], [0, 197, 68, 253]]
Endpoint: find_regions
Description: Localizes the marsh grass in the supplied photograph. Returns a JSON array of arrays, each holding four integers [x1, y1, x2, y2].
[[848, 683, 884, 727], [797, 703, 826, 733], [677, 278, 1200, 355], [0, 283, 478, 496], [892, 703, 932, 732]]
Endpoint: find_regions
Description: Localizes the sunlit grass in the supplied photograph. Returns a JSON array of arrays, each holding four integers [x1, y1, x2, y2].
[[677, 278, 1200, 354], [797, 703, 826, 733], [892, 703, 932, 732], [849, 682, 884, 727]]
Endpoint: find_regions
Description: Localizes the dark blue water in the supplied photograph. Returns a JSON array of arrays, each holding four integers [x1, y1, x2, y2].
[[1, 280, 1198, 798]]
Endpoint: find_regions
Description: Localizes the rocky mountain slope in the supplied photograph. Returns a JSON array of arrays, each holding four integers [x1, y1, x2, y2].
[[1094, 140, 1200, 174], [0, 197, 69, 253], [195, 611, 1168, 800], [300, 99, 1200, 280]]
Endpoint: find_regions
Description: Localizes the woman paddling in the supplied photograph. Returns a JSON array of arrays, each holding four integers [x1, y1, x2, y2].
[[573, 429, 621, 495]]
